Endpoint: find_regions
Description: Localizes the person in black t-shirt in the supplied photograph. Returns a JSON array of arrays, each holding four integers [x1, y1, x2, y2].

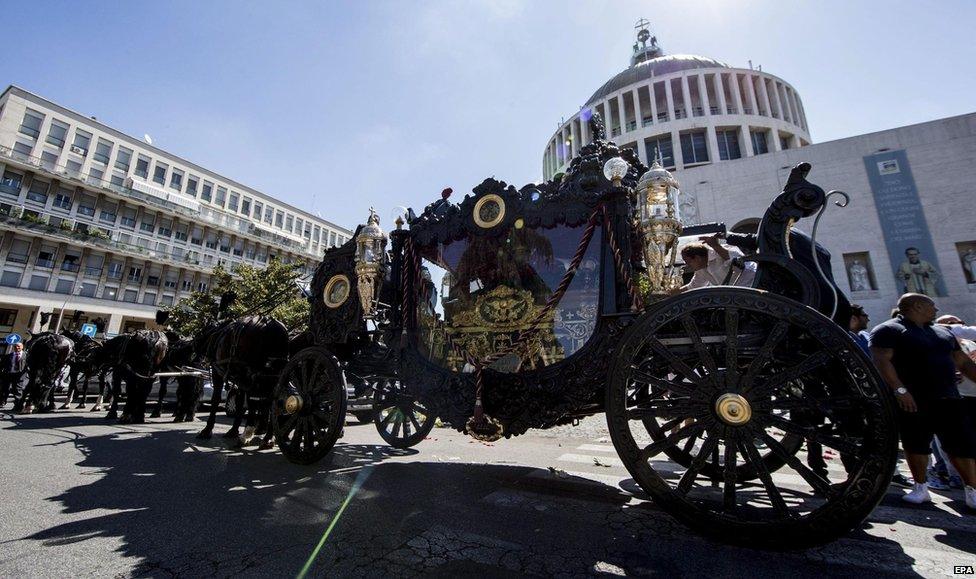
[[870, 293, 976, 509]]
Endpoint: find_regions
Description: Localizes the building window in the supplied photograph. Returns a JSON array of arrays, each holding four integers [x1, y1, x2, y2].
[[19, 109, 44, 138], [748, 130, 768, 155], [101, 286, 118, 300], [313, 225, 321, 243], [170, 169, 183, 191], [127, 266, 142, 283], [264, 206, 273, 224], [89, 167, 104, 183], [680, 131, 709, 165], [110, 174, 125, 187], [157, 219, 172, 237], [72, 130, 92, 155], [142, 292, 157, 306], [241, 197, 251, 216], [285, 214, 294, 232], [186, 176, 198, 196], [55, 279, 74, 294], [140, 215, 155, 233], [135, 155, 150, 178], [122, 289, 138, 303], [644, 135, 674, 168], [0, 308, 16, 329], [228, 191, 239, 212], [275, 210, 284, 228], [28, 275, 49, 291], [152, 163, 167, 185], [329, 231, 337, 246], [0, 271, 22, 288], [12, 141, 33, 160], [716, 129, 742, 161], [93, 139, 113, 164], [160, 294, 174, 306], [26, 181, 49, 204], [46, 121, 69, 148], [40, 151, 58, 171], [79, 282, 97, 297], [201, 181, 213, 202], [115, 147, 133, 171], [120, 208, 137, 228], [214, 186, 227, 207], [174, 224, 188, 241], [197, 281, 208, 292], [780, 136, 791, 150], [1, 171, 24, 195], [53, 190, 72, 210], [99, 203, 118, 223]]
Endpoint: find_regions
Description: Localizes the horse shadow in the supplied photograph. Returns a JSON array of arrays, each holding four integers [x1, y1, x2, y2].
[[2, 413, 927, 577]]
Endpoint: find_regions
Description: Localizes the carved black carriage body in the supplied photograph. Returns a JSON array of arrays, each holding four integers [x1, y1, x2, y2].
[[274, 116, 898, 549]]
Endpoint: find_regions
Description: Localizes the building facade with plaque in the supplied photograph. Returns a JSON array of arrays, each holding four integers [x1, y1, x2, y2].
[[546, 22, 976, 322]]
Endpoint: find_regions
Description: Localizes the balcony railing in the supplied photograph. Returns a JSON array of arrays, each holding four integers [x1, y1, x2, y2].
[[35, 258, 55, 269], [0, 145, 328, 258], [7, 252, 29, 264], [84, 266, 102, 277], [61, 262, 81, 272]]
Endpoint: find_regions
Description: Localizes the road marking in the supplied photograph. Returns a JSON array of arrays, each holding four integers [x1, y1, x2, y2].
[[577, 444, 617, 453], [557, 453, 624, 467]]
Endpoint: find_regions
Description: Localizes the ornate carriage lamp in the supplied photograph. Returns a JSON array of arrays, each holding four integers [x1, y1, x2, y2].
[[635, 157, 683, 295], [354, 208, 387, 318]]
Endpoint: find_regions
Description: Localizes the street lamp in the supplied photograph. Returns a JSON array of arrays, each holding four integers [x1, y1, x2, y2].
[[635, 157, 683, 296]]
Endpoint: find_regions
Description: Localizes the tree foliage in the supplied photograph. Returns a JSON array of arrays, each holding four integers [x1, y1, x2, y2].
[[163, 258, 309, 337]]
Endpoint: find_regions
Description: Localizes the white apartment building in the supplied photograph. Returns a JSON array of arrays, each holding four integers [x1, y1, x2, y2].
[[0, 85, 351, 337]]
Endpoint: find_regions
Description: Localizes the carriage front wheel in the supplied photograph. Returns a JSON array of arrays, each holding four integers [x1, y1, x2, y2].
[[272, 348, 347, 465], [373, 378, 435, 449], [606, 288, 898, 549]]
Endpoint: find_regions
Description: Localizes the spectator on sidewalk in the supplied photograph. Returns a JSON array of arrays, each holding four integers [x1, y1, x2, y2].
[[848, 304, 871, 356], [869, 293, 976, 509]]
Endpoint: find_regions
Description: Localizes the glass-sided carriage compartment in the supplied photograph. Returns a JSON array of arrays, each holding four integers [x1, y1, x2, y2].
[[416, 219, 603, 373]]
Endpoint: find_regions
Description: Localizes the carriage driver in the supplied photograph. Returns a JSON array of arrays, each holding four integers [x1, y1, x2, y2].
[[672, 233, 757, 293]]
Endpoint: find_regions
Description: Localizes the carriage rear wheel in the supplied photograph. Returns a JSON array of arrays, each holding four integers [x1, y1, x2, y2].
[[606, 288, 898, 549], [373, 378, 435, 449], [272, 348, 346, 465]]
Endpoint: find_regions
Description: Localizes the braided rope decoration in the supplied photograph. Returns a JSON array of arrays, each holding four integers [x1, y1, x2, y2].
[[602, 209, 645, 311]]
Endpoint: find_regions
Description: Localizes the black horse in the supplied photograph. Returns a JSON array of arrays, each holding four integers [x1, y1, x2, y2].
[[150, 332, 206, 422], [94, 330, 169, 424], [13, 332, 74, 414], [58, 331, 107, 410], [194, 316, 289, 447]]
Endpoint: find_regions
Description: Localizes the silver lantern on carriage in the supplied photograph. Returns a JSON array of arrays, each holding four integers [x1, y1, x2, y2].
[[355, 208, 387, 318], [635, 157, 682, 295]]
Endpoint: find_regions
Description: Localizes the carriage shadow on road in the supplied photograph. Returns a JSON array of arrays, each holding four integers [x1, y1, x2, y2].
[[3, 412, 928, 578]]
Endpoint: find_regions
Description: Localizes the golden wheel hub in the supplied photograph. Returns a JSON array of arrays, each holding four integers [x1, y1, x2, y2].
[[284, 395, 304, 415], [715, 393, 752, 426]]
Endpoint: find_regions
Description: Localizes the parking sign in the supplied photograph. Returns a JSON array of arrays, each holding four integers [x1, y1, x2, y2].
[[80, 323, 97, 338]]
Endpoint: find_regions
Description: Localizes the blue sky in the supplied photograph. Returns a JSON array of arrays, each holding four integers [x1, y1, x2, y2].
[[3, 0, 973, 230]]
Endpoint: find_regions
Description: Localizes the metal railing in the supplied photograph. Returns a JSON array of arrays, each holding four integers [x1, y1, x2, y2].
[[0, 145, 321, 258]]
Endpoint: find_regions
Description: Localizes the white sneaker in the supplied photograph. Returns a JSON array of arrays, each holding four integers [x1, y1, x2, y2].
[[902, 483, 932, 504], [965, 486, 976, 511]]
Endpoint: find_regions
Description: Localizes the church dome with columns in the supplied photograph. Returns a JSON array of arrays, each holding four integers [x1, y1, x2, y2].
[[543, 19, 812, 208]]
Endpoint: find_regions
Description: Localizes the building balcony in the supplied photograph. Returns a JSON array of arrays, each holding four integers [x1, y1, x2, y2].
[[0, 145, 327, 260], [0, 210, 211, 274]]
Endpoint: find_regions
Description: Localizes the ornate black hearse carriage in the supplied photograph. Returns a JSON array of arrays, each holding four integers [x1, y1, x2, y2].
[[271, 116, 898, 549]]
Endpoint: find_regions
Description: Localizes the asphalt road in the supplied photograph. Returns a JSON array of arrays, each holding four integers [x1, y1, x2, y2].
[[0, 403, 974, 578]]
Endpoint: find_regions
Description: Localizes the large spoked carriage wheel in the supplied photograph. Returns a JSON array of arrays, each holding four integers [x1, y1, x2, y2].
[[272, 348, 347, 465], [607, 288, 898, 549], [373, 378, 435, 449]]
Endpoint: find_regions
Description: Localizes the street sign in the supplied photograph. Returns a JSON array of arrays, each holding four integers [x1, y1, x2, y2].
[[80, 323, 97, 338], [5, 333, 21, 345]]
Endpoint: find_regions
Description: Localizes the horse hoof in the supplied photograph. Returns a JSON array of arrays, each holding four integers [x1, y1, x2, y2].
[[77, 404, 86, 410], [222, 430, 240, 439], [59, 404, 70, 410], [90, 406, 101, 412], [197, 430, 212, 440], [149, 411, 161, 419]]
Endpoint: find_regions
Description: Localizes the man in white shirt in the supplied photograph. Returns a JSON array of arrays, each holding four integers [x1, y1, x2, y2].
[[674, 234, 756, 293]]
